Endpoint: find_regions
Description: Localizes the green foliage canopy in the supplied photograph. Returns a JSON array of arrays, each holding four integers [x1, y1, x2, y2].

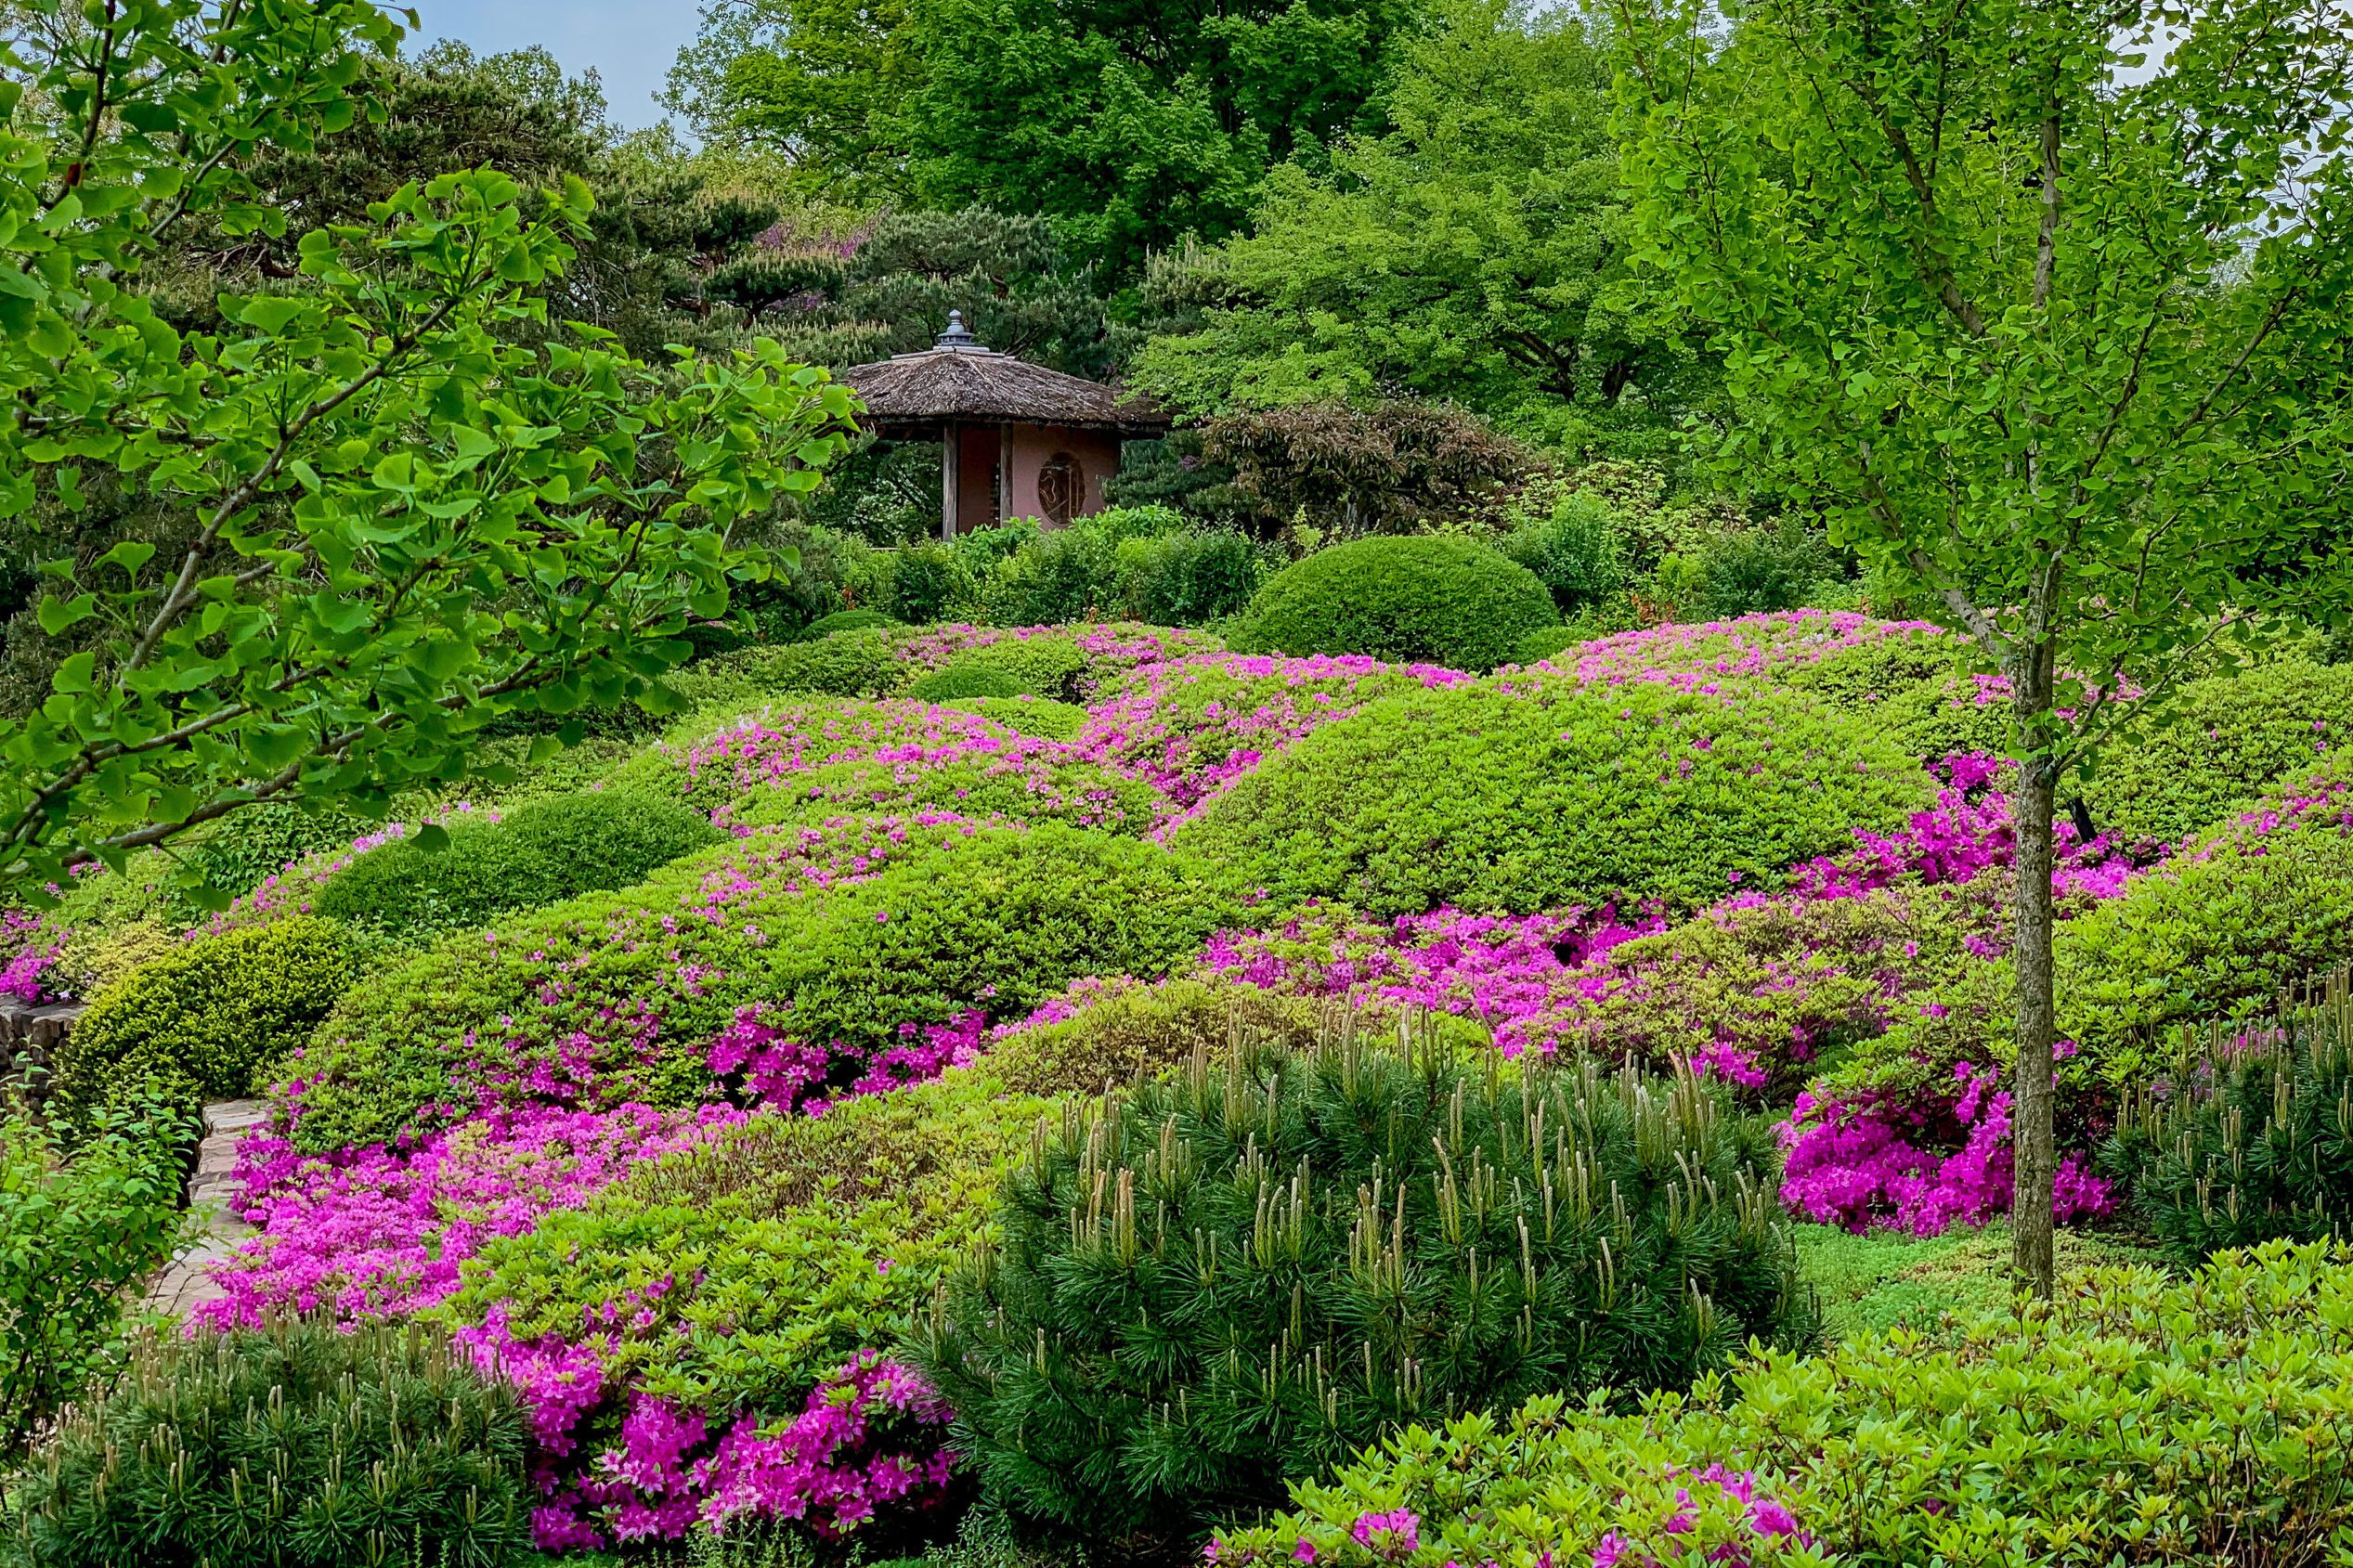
[[0, 2, 860, 902]]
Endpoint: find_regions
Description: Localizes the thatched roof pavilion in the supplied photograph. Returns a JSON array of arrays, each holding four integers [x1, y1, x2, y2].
[[840, 312, 1170, 538]]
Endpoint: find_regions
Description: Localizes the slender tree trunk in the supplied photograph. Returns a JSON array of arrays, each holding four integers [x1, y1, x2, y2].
[[2008, 642, 2059, 1300]]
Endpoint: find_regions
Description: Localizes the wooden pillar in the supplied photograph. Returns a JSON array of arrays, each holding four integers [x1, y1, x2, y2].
[[940, 420, 958, 540], [998, 423, 1014, 524]]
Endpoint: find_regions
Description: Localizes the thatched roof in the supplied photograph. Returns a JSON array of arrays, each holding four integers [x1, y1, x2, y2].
[[840, 312, 1170, 434]]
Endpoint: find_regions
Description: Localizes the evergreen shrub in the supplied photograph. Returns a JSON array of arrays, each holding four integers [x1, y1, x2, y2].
[[889, 541, 982, 624], [980, 529, 1120, 627], [0, 1101, 187, 1443], [4, 1317, 534, 1567], [1114, 528, 1265, 625], [287, 823, 1242, 1153], [915, 1027, 1814, 1549], [1210, 1242, 2353, 1568], [945, 632, 1094, 701], [52, 917, 350, 1119], [681, 629, 910, 702], [1497, 491, 1627, 615], [312, 791, 722, 940], [1234, 537, 1558, 672], [180, 801, 370, 910], [2100, 977, 2353, 1264], [1172, 677, 1932, 918]]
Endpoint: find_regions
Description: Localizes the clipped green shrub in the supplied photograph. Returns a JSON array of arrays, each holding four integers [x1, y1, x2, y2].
[[1512, 625, 1584, 667], [722, 748, 1167, 836], [1235, 536, 1558, 672], [947, 694, 1088, 739], [914, 1030, 1814, 1549], [442, 1069, 1043, 1423], [312, 792, 722, 940], [1212, 1242, 2353, 1568], [1172, 676, 1933, 918], [908, 662, 1028, 702], [52, 917, 351, 1119], [980, 528, 1120, 627], [1777, 626, 1976, 711], [4, 1316, 534, 1567], [800, 607, 903, 641], [287, 823, 1243, 1154], [2077, 659, 2353, 851], [2100, 978, 2353, 1264], [0, 1101, 187, 1443], [948, 631, 1093, 701], [1498, 491, 1628, 615], [676, 629, 910, 703], [1114, 528, 1265, 626]]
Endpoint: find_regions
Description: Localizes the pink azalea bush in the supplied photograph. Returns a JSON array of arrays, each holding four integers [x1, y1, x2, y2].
[[1536, 609, 1950, 690], [1074, 652, 1474, 809], [196, 1102, 745, 1328], [0, 907, 59, 1004], [1778, 1060, 2113, 1234]]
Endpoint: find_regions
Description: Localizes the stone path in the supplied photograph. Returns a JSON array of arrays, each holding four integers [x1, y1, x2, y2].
[[142, 1098, 266, 1318]]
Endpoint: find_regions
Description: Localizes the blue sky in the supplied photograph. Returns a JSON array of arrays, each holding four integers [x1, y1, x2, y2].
[[414, 1, 700, 129]]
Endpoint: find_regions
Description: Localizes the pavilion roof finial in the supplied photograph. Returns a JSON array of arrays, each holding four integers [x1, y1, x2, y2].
[[936, 309, 982, 350]]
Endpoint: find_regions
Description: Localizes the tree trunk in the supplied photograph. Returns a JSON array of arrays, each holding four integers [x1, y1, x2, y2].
[[2008, 647, 2059, 1301]]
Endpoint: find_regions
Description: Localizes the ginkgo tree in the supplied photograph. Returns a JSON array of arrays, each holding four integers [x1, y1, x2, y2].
[[1610, 0, 2353, 1291], [0, 0, 860, 902]]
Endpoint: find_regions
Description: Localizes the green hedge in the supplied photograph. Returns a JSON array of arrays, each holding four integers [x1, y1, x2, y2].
[[1172, 676, 1932, 918], [284, 823, 1244, 1154], [1235, 536, 1558, 673], [1113, 528, 1265, 625], [1209, 1241, 2353, 1568], [5, 1317, 534, 1567], [311, 792, 722, 941], [51, 917, 351, 1120]]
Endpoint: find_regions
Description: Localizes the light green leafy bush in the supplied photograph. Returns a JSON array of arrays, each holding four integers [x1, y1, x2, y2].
[[946, 694, 1089, 739], [887, 541, 982, 624], [696, 629, 910, 700], [982, 974, 1363, 1097], [1497, 491, 1628, 616], [947, 629, 1093, 700], [52, 917, 351, 1120], [1173, 676, 1933, 917], [1210, 1241, 2353, 1568], [441, 1069, 1042, 1419], [1235, 536, 1559, 672], [3, 1317, 534, 1567], [916, 1030, 1813, 1549], [908, 662, 1027, 702], [312, 791, 722, 941], [722, 748, 1167, 836], [284, 823, 1243, 1153], [178, 802, 371, 911], [2075, 659, 2353, 851], [0, 1102, 187, 1443]]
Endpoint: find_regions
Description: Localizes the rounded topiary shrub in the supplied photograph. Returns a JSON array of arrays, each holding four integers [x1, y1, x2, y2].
[[285, 822, 1246, 1154], [1235, 536, 1558, 672], [1171, 676, 1934, 918], [799, 607, 902, 641], [6, 1316, 533, 1567], [312, 792, 722, 941], [914, 1029, 1815, 1551], [52, 916, 351, 1119], [907, 661, 1027, 703], [946, 694, 1088, 740]]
